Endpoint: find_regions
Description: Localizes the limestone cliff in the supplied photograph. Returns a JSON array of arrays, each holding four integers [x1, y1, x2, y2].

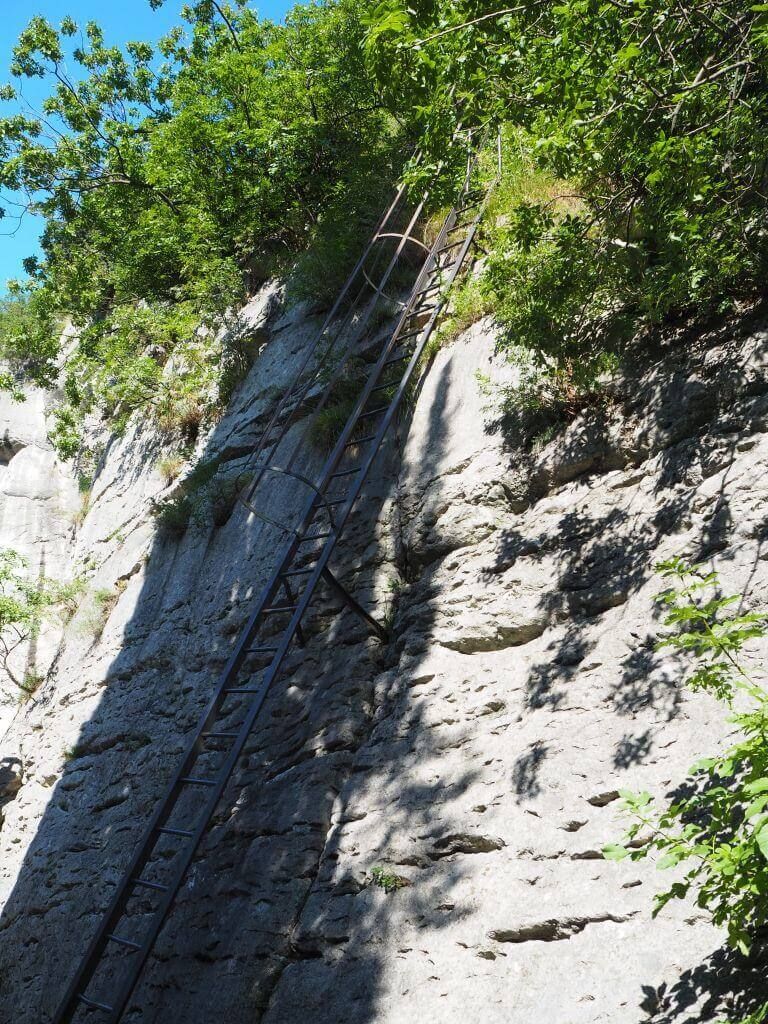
[[0, 385, 78, 738], [0, 288, 767, 1023]]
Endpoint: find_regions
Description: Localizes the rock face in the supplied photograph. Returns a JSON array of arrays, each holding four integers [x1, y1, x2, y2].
[[0, 291, 767, 1024], [0, 385, 78, 736]]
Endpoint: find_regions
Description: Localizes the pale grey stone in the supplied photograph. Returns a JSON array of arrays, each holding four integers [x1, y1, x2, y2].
[[0, 299, 766, 1024]]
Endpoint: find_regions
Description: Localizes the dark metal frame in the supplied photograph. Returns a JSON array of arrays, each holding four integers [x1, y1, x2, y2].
[[51, 133, 498, 1024]]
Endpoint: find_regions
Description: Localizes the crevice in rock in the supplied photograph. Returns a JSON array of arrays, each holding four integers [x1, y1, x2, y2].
[[0, 443, 23, 466], [489, 912, 636, 944], [0, 756, 23, 832], [428, 833, 506, 860], [586, 790, 621, 807]]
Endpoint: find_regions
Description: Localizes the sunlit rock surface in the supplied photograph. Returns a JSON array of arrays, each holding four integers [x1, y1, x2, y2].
[[0, 292, 767, 1023], [0, 385, 78, 737]]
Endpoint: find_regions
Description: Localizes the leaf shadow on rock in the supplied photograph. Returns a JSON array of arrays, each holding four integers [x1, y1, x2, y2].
[[511, 740, 548, 801], [642, 943, 768, 1024], [481, 308, 768, 1021]]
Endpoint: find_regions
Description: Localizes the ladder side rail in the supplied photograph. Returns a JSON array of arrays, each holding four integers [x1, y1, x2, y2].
[[240, 179, 441, 520], [277, 170, 443, 483], [103, 541, 331, 1021], [299, 204, 461, 492], [53, 191, 470, 1023], [232, 93, 467, 501], [50, 550, 297, 1024], [253, 148, 486, 562], [239, 208, 404, 504], [278, 156, 468, 484]]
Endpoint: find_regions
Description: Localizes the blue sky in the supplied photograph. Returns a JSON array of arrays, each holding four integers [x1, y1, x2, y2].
[[0, 0, 290, 293]]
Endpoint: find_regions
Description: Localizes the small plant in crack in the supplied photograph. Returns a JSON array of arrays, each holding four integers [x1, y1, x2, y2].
[[370, 865, 408, 894], [63, 743, 87, 763], [16, 671, 44, 704], [382, 575, 405, 634]]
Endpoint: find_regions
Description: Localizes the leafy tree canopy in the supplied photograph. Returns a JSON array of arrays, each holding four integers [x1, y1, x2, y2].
[[3, 0, 768, 448], [365, 1, 768, 373], [0, 0, 404, 453]]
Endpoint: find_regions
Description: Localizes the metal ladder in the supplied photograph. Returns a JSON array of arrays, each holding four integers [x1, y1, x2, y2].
[[52, 143, 498, 1024]]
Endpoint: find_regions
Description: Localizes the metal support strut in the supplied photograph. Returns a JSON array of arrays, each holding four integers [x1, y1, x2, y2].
[[321, 567, 389, 643]]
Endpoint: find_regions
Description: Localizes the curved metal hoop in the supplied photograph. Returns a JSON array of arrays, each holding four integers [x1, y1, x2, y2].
[[236, 464, 338, 534], [374, 231, 431, 255], [361, 231, 432, 306]]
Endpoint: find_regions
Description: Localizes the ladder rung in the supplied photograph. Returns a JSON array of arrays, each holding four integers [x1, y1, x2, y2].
[[414, 283, 440, 298], [77, 994, 114, 1013], [324, 497, 347, 507], [156, 826, 194, 838], [224, 687, 261, 695], [384, 353, 409, 368], [133, 877, 169, 892], [262, 604, 297, 615], [369, 382, 394, 395], [408, 303, 438, 315], [179, 776, 217, 788], [298, 532, 332, 543], [203, 731, 240, 740], [344, 434, 375, 447], [280, 567, 315, 577], [435, 240, 465, 255], [246, 644, 279, 655], [448, 220, 474, 233], [395, 328, 421, 343], [107, 933, 142, 952], [358, 406, 389, 420]]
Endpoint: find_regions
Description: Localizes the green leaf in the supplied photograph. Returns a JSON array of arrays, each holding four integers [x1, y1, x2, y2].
[[755, 824, 768, 862], [745, 794, 768, 819], [657, 850, 682, 870], [602, 843, 630, 861]]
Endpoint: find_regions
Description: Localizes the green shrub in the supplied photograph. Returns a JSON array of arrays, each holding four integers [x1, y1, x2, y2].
[[16, 672, 44, 703], [156, 454, 186, 486], [719, 1006, 768, 1024], [720, 1007, 768, 1024], [367, 3, 768, 381], [430, 276, 492, 352], [605, 558, 768, 955], [1, 3, 403, 437], [153, 457, 249, 536], [308, 359, 371, 452], [79, 583, 125, 640], [0, 549, 83, 695], [154, 493, 195, 538], [310, 399, 359, 453], [288, 158, 404, 309]]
